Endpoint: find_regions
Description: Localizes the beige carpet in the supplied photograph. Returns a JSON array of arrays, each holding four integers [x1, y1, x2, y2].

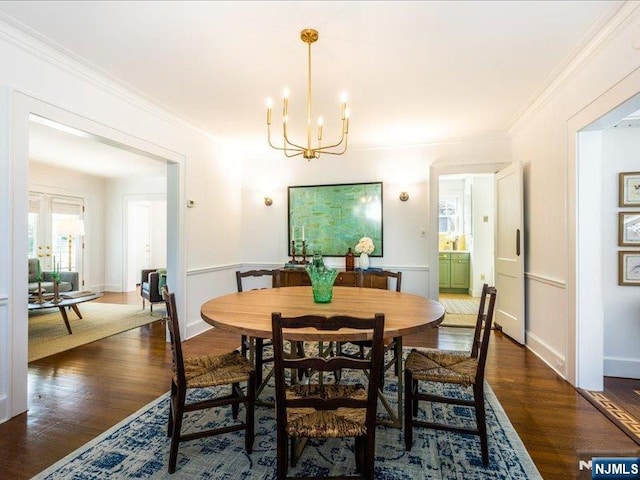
[[439, 294, 480, 327], [439, 297, 480, 315], [440, 313, 478, 328], [29, 302, 164, 362]]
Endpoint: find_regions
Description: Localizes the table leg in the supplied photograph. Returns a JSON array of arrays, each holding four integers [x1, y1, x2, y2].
[[70, 304, 83, 319], [362, 336, 404, 429], [57, 306, 73, 334]]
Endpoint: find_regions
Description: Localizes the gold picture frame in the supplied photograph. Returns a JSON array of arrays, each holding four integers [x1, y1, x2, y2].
[[619, 171, 640, 207], [618, 211, 640, 246], [618, 250, 640, 286]]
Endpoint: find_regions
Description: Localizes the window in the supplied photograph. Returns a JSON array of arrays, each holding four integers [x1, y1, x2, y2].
[[439, 198, 459, 235], [29, 192, 84, 274]]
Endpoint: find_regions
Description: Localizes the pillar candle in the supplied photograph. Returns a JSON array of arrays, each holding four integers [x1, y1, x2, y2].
[[291, 226, 295, 242]]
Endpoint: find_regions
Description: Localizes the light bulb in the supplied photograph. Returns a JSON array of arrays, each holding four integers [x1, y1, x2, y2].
[[317, 116, 324, 126], [266, 98, 273, 108], [340, 92, 348, 103], [283, 87, 290, 99]]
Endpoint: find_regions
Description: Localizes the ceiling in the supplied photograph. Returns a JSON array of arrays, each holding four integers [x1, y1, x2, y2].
[[0, 1, 631, 176]]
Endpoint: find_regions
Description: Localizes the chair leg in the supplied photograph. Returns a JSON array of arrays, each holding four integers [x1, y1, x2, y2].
[[241, 335, 248, 357], [393, 337, 402, 376], [168, 389, 186, 474], [231, 382, 240, 419], [404, 369, 413, 451], [364, 432, 376, 479], [295, 341, 305, 381], [276, 434, 288, 480], [255, 338, 264, 386], [354, 436, 363, 473], [167, 381, 177, 437], [245, 371, 256, 453], [290, 438, 297, 467], [474, 381, 489, 466], [335, 342, 343, 382]]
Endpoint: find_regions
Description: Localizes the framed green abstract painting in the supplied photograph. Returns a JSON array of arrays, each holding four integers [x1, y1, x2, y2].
[[288, 182, 383, 257]]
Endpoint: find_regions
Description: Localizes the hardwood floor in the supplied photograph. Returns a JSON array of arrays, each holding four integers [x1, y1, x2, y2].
[[2, 294, 638, 479]]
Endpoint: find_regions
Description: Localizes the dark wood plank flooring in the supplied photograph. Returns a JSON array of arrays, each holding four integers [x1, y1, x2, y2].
[[1, 291, 637, 479]]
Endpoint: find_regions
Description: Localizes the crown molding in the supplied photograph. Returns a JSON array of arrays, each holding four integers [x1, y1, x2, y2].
[[0, 14, 217, 142], [509, 1, 640, 136]]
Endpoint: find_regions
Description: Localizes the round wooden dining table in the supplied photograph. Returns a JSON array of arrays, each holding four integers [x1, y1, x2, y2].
[[200, 285, 445, 342], [200, 285, 445, 428]]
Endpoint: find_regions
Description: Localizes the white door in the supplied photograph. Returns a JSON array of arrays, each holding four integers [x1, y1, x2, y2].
[[494, 162, 525, 344], [126, 202, 151, 290]]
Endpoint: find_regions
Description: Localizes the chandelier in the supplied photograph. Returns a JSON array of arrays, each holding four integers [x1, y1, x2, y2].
[[266, 28, 350, 160]]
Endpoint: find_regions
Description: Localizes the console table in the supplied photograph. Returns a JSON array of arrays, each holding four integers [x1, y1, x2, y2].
[[278, 268, 388, 289]]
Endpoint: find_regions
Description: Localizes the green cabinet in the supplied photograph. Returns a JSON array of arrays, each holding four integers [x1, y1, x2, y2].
[[439, 251, 470, 292], [439, 252, 451, 288]]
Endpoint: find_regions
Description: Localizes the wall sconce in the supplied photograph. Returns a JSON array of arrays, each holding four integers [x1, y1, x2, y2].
[[399, 191, 409, 202], [264, 197, 273, 206]]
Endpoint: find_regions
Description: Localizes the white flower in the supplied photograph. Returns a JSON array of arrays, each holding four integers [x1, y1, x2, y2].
[[355, 236, 375, 255]]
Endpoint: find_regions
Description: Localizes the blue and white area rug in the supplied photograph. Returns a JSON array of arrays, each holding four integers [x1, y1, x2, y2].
[[33, 367, 541, 479]]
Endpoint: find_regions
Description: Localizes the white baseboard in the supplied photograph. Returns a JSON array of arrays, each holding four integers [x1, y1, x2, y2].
[[525, 330, 566, 379], [0, 394, 8, 424], [185, 318, 213, 340], [604, 357, 640, 379]]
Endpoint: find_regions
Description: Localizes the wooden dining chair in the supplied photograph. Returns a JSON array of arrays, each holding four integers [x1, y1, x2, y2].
[[404, 284, 497, 466], [236, 269, 282, 385], [272, 311, 385, 480], [337, 270, 403, 381], [162, 286, 256, 474]]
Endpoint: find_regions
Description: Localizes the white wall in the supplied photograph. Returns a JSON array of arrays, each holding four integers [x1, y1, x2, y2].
[[241, 140, 510, 298], [510, 3, 640, 386], [601, 127, 640, 379], [29, 161, 106, 294]]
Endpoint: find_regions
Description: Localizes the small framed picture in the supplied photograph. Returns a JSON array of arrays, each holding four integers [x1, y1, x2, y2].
[[619, 172, 640, 207], [618, 251, 640, 286], [618, 212, 640, 246]]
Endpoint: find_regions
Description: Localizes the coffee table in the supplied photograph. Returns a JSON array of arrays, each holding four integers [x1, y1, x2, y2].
[[28, 291, 104, 334]]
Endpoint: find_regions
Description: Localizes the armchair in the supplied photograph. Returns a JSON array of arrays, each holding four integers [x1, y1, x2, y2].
[[28, 258, 78, 294], [141, 268, 165, 314]]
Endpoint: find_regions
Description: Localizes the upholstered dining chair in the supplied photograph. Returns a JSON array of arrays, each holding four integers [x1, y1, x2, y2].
[[337, 270, 403, 382], [404, 283, 497, 466], [272, 312, 385, 480], [162, 286, 256, 474]]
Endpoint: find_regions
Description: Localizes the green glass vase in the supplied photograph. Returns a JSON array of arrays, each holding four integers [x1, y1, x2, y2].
[[306, 265, 339, 303]]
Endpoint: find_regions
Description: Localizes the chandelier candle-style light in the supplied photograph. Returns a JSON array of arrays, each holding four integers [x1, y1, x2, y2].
[[266, 28, 350, 160]]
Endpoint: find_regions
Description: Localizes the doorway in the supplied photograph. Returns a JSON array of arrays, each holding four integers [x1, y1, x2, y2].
[[125, 197, 168, 292], [438, 174, 495, 301], [5, 91, 186, 421]]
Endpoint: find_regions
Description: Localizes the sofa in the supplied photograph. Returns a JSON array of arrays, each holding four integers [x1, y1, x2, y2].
[[28, 258, 79, 294], [141, 268, 166, 314]]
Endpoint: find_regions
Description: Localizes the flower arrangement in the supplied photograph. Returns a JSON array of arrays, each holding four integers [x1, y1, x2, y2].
[[355, 236, 375, 255]]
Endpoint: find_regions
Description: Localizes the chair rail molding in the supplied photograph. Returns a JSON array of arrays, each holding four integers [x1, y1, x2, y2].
[[525, 272, 566, 289]]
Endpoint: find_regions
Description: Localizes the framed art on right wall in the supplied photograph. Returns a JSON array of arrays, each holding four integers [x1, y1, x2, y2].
[[618, 250, 640, 286], [619, 171, 640, 207], [618, 211, 640, 246]]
